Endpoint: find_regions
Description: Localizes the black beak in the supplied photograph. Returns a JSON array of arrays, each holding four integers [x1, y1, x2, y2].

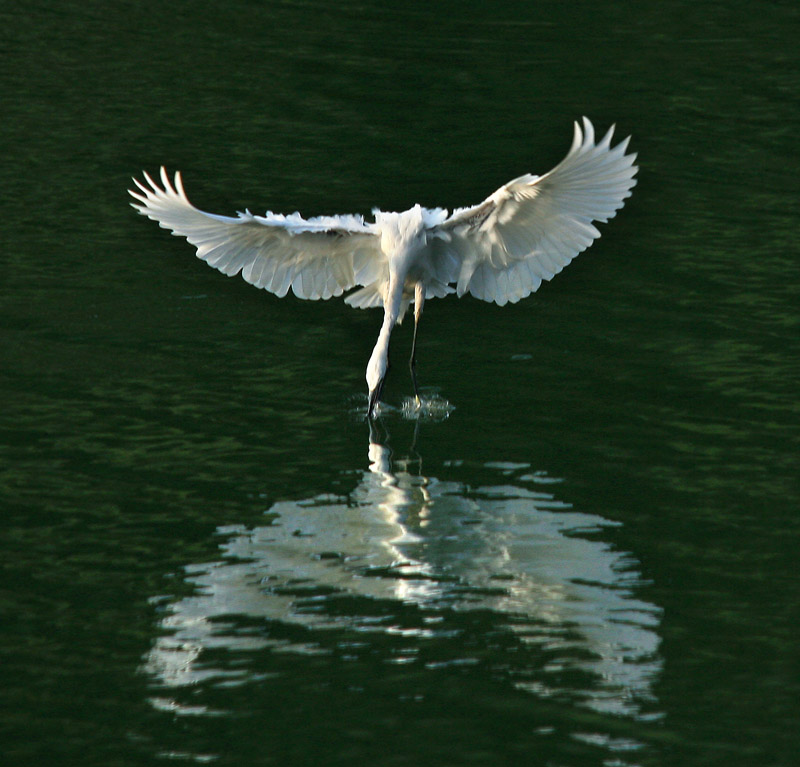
[[367, 378, 384, 419]]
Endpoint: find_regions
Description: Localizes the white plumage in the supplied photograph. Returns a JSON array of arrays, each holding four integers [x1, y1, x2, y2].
[[130, 117, 637, 416]]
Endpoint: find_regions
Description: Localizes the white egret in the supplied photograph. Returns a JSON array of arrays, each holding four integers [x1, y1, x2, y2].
[[130, 117, 637, 417]]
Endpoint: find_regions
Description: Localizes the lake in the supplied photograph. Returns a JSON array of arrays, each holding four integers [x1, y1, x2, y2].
[[2, 1, 799, 765]]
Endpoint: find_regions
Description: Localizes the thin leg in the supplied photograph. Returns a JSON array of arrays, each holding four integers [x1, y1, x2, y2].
[[409, 284, 425, 405], [409, 317, 420, 403]]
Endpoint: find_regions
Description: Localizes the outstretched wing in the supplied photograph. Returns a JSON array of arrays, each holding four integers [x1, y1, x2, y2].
[[129, 168, 383, 300], [432, 118, 638, 306]]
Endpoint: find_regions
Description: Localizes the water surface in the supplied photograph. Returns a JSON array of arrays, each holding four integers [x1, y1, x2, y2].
[[2, 1, 799, 765]]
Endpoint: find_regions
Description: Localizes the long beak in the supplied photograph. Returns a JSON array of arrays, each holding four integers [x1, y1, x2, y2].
[[367, 379, 384, 419]]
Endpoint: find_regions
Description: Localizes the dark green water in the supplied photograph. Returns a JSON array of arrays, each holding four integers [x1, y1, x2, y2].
[[2, 2, 799, 765]]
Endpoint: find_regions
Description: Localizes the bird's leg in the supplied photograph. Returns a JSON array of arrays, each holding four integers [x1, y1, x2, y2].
[[409, 322, 420, 405], [409, 283, 425, 407]]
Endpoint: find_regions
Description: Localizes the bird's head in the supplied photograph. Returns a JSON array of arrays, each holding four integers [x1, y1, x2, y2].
[[366, 344, 389, 418]]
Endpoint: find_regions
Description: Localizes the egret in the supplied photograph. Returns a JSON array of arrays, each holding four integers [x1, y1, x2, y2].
[[130, 117, 637, 417]]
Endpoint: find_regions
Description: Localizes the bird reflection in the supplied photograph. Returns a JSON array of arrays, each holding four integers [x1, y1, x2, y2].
[[144, 425, 661, 719]]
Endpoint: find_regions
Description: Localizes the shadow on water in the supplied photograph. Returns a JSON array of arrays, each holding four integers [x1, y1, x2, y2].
[[142, 419, 663, 762]]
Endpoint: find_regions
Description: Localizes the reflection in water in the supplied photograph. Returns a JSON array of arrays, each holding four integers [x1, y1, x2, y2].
[[145, 425, 662, 722]]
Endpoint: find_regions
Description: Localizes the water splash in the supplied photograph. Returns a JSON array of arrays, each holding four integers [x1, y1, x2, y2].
[[348, 392, 454, 421], [400, 393, 455, 421]]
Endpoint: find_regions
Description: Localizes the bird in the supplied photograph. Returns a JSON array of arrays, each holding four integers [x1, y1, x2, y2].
[[129, 117, 637, 418]]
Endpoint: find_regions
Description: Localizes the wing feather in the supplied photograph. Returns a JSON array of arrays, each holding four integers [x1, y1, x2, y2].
[[129, 168, 382, 301], [434, 117, 637, 305]]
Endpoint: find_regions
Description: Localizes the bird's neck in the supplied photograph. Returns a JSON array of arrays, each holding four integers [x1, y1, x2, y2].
[[366, 276, 404, 391]]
